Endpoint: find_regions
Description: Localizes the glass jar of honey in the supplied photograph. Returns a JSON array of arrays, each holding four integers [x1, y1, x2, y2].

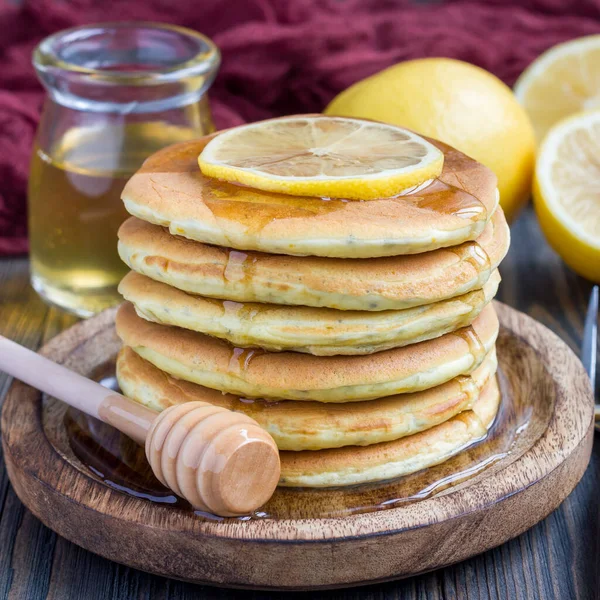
[[29, 23, 220, 316]]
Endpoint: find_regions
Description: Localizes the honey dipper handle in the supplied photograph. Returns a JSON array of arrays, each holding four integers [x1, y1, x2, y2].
[[0, 335, 156, 444]]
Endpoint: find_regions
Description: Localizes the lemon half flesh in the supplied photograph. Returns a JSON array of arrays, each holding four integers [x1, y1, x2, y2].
[[198, 116, 444, 200], [515, 35, 600, 144], [533, 111, 600, 282]]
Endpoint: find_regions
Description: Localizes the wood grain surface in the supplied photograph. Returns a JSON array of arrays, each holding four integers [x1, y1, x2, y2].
[[0, 207, 599, 599]]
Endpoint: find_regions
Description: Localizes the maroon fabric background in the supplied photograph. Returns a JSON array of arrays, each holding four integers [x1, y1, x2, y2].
[[1, 0, 600, 255]]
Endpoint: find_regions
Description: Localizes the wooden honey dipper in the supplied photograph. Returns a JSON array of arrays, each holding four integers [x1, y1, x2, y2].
[[0, 335, 280, 517]]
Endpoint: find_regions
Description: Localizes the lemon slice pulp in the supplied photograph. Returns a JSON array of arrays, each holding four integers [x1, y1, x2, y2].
[[534, 111, 600, 282], [198, 116, 444, 200], [515, 35, 600, 144]]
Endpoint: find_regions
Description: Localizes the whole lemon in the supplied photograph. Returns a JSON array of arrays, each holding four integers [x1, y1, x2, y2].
[[325, 58, 536, 222]]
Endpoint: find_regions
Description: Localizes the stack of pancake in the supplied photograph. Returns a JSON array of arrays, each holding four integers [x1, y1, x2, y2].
[[114, 116, 510, 489]]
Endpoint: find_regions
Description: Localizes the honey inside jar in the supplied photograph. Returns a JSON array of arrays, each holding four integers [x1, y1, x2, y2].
[[28, 122, 202, 316]]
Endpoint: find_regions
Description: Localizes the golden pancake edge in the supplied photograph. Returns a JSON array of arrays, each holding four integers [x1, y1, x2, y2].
[[115, 302, 499, 402], [278, 377, 500, 487], [117, 346, 498, 451], [119, 270, 500, 355], [118, 208, 509, 311]]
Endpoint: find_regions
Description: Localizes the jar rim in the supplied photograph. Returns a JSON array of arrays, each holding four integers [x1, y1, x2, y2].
[[33, 21, 220, 84]]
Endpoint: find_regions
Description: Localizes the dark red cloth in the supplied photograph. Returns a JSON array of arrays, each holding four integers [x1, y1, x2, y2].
[[1, 0, 600, 255]]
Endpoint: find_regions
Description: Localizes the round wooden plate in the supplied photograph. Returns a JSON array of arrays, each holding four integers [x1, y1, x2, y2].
[[1, 302, 594, 591]]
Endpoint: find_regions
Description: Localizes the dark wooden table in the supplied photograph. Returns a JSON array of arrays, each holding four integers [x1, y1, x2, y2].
[[0, 207, 598, 599]]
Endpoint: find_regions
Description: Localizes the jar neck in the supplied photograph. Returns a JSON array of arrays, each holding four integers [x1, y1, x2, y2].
[[37, 75, 217, 114], [33, 23, 220, 114]]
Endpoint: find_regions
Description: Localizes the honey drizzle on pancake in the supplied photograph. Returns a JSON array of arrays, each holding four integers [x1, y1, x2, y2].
[[222, 300, 261, 322], [223, 251, 258, 284], [227, 347, 265, 374], [455, 374, 479, 401], [452, 326, 487, 366], [447, 241, 491, 275], [203, 177, 487, 239], [462, 288, 487, 311], [406, 179, 486, 221]]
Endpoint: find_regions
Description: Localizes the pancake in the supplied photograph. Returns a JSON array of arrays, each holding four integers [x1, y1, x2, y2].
[[119, 270, 500, 355], [121, 123, 499, 259], [278, 376, 500, 487], [117, 346, 497, 451], [115, 302, 499, 402], [118, 208, 509, 312]]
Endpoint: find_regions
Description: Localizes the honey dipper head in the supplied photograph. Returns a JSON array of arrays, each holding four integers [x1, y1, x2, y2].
[[145, 401, 280, 517]]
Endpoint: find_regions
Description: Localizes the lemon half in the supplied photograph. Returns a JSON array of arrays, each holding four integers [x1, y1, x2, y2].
[[198, 116, 444, 200], [515, 35, 600, 144], [533, 111, 600, 282]]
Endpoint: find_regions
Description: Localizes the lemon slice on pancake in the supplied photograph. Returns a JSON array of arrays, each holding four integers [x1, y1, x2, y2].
[[198, 116, 444, 200], [533, 111, 600, 282]]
